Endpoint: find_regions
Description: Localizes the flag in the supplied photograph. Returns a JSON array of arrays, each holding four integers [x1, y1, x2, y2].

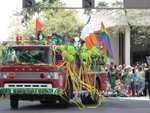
[[80, 16, 93, 40], [35, 18, 43, 38], [100, 22, 113, 58]]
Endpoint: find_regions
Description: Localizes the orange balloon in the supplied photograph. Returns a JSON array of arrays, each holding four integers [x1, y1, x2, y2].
[[85, 33, 98, 49], [89, 33, 97, 46], [85, 36, 93, 49]]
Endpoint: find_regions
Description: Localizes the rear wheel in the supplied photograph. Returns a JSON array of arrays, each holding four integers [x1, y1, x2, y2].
[[10, 95, 19, 109], [81, 93, 92, 105]]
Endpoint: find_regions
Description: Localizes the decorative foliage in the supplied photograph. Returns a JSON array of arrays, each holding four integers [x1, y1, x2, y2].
[[0, 88, 62, 95]]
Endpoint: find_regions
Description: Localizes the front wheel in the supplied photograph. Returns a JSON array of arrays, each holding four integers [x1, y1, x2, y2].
[[40, 100, 56, 105], [10, 95, 19, 109]]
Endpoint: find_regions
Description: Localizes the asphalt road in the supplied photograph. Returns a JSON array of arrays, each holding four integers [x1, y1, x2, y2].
[[0, 97, 150, 113]]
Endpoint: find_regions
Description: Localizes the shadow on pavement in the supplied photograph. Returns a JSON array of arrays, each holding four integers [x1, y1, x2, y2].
[[19, 103, 74, 110]]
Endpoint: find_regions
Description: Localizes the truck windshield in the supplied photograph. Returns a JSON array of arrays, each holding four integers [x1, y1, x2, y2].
[[4, 47, 50, 64]]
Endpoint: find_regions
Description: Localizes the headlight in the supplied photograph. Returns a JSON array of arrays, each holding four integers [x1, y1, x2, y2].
[[46, 72, 64, 87], [53, 72, 59, 79], [46, 72, 59, 79], [0, 72, 8, 79]]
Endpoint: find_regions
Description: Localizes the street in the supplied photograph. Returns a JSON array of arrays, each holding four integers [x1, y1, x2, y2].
[[0, 97, 150, 113]]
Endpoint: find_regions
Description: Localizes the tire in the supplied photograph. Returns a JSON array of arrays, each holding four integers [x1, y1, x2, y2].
[[40, 98, 57, 105], [40, 101, 47, 104], [10, 95, 19, 109], [40, 100, 55, 105], [81, 94, 91, 105], [58, 98, 70, 108]]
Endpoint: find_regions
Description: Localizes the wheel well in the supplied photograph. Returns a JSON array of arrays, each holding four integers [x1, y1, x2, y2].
[[66, 75, 73, 99], [68, 76, 72, 82], [96, 77, 101, 90]]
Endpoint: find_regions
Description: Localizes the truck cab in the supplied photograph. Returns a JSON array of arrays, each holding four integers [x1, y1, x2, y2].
[[0, 45, 68, 109]]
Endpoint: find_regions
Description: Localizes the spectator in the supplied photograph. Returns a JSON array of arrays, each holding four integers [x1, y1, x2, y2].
[[136, 66, 145, 96], [145, 65, 150, 98], [129, 68, 138, 96]]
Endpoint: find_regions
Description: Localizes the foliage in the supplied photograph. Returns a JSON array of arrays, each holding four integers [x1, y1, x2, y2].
[[96, 0, 123, 8], [42, 9, 83, 38], [111, 1, 123, 8], [96, 1, 108, 8], [19, 0, 83, 39], [131, 26, 150, 52]]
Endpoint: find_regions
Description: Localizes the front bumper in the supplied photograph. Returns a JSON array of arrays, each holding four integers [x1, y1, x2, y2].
[[0, 88, 63, 95]]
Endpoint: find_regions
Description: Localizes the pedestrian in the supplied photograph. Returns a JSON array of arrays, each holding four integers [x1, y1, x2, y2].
[[120, 82, 127, 97], [136, 66, 145, 96], [129, 68, 137, 96], [143, 64, 149, 96], [145, 65, 150, 98]]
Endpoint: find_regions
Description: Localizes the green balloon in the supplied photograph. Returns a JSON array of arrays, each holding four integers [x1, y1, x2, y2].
[[67, 45, 76, 55], [81, 45, 88, 52], [67, 54, 75, 62], [91, 47, 99, 56], [59, 45, 65, 52], [80, 52, 89, 60]]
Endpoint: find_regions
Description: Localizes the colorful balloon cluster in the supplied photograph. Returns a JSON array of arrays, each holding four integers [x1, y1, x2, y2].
[[59, 43, 106, 109], [60, 45, 76, 63]]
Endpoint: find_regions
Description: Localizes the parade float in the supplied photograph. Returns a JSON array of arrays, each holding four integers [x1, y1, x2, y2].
[[0, 21, 112, 109]]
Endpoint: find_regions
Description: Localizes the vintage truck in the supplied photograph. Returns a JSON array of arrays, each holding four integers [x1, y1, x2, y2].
[[0, 45, 107, 109]]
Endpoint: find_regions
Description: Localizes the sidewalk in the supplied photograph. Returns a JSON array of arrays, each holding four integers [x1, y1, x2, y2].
[[109, 96, 150, 101]]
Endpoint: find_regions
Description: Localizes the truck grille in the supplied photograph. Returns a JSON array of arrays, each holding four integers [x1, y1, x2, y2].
[[15, 72, 41, 79], [4, 83, 52, 88]]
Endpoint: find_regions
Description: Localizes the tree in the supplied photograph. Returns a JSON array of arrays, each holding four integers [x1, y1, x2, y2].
[[96, 1, 108, 8], [17, 0, 83, 39], [111, 1, 123, 8]]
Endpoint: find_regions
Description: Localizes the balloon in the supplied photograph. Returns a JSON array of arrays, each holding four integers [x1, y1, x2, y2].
[[88, 50, 92, 55], [62, 50, 67, 58], [81, 44, 88, 52], [80, 52, 88, 60], [91, 47, 99, 56], [67, 45, 76, 55], [67, 54, 75, 62], [59, 45, 65, 52]]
